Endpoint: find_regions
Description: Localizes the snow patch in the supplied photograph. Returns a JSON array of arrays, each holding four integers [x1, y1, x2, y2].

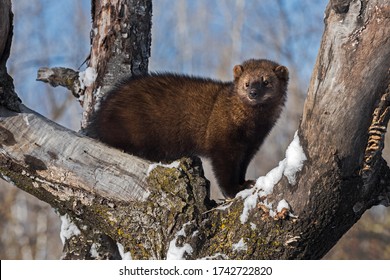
[[78, 67, 97, 89], [166, 242, 192, 260], [264, 200, 276, 218], [237, 131, 306, 223], [90, 243, 99, 258], [59, 214, 81, 245], [147, 160, 180, 176], [277, 199, 290, 213], [117, 242, 132, 260], [232, 238, 248, 252], [283, 131, 307, 185], [166, 221, 193, 260]]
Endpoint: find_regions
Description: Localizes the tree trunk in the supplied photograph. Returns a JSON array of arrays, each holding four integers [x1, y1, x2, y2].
[[1, 0, 389, 259], [0, 0, 21, 112]]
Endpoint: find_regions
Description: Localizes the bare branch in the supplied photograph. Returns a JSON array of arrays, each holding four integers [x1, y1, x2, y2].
[[36, 67, 83, 99]]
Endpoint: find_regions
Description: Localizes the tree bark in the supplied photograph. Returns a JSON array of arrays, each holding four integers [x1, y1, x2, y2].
[[82, 0, 152, 128], [0, 0, 21, 112], [1, 0, 390, 259]]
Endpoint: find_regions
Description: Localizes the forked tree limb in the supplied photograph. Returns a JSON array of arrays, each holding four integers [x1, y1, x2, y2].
[[1, 0, 390, 259]]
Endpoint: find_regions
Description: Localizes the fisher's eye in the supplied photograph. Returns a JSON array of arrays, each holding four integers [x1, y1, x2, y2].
[[244, 81, 250, 88], [263, 79, 269, 86]]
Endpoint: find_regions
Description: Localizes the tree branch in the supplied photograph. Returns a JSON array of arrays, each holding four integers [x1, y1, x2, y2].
[[1, 0, 390, 260], [36, 67, 83, 99], [0, 104, 211, 259]]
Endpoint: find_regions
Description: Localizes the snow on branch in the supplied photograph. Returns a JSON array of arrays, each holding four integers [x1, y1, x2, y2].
[[237, 131, 307, 223]]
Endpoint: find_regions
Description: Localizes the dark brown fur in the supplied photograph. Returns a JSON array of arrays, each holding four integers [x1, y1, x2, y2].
[[87, 59, 289, 198]]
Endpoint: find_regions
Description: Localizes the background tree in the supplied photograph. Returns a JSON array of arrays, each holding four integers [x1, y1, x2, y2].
[[0, 1, 386, 260]]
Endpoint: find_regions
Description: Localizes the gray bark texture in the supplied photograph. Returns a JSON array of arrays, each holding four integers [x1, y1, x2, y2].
[[1, 0, 390, 259]]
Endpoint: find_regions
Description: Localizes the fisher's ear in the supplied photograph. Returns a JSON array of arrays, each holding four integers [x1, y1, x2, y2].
[[274, 65, 289, 82], [233, 65, 244, 79]]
